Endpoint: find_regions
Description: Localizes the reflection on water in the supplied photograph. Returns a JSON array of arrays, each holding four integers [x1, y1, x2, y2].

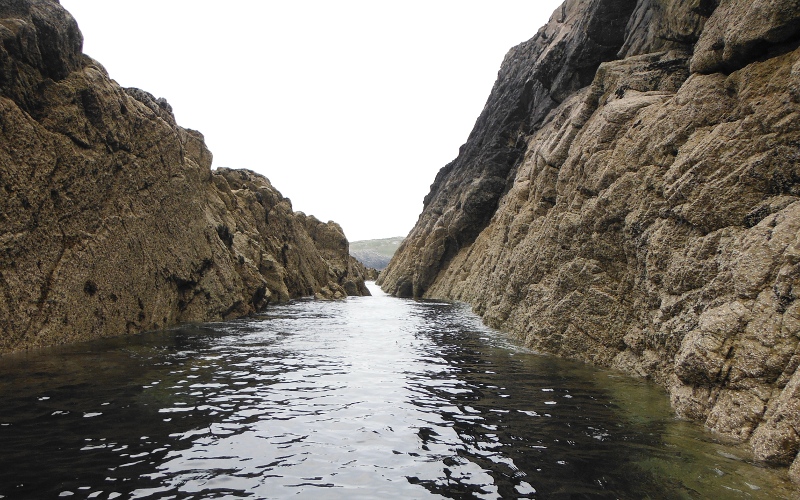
[[0, 283, 796, 499]]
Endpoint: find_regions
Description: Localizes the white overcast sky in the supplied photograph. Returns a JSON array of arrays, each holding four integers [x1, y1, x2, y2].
[[59, 0, 562, 242]]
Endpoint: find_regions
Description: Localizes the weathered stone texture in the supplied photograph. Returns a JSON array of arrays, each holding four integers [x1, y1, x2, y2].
[[381, 0, 800, 480], [0, 0, 367, 353], [380, 0, 639, 299]]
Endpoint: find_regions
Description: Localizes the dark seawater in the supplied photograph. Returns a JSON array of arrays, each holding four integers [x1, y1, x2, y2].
[[0, 283, 796, 499]]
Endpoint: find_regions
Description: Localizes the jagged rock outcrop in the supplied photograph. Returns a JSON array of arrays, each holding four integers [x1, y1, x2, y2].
[[0, 0, 367, 353], [381, 0, 800, 482], [382, 0, 639, 299]]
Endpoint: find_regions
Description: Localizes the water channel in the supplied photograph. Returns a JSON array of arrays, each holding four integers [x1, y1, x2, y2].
[[0, 283, 796, 499]]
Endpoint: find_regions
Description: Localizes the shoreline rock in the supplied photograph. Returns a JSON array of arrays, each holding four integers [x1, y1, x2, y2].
[[0, 0, 368, 354], [380, 0, 800, 482]]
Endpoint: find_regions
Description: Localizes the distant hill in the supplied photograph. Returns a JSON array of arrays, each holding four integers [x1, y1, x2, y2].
[[349, 237, 404, 270]]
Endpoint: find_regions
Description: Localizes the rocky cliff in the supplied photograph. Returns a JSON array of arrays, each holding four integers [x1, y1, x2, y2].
[[380, 0, 800, 482], [0, 0, 368, 354]]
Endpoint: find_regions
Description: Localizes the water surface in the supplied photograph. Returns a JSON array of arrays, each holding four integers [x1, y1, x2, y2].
[[0, 283, 795, 499]]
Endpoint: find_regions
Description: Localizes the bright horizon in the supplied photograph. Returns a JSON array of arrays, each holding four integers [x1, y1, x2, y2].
[[59, 0, 563, 242]]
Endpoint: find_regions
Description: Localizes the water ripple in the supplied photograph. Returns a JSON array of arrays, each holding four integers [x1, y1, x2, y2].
[[0, 284, 796, 499]]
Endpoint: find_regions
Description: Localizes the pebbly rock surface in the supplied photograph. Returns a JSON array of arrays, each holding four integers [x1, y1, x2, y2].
[[380, 0, 800, 482], [0, 0, 368, 354]]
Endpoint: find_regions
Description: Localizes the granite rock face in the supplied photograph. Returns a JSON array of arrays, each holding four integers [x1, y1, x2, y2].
[[0, 0, 367, 353], [380, 0, 800, 480]]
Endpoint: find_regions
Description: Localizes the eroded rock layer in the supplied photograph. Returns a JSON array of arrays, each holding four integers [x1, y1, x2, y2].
[[380, 0, 800, 480], [0, 0, 368, 353]]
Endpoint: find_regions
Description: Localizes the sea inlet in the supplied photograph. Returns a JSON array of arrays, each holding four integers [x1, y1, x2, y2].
[[0, 283, 795, 499]]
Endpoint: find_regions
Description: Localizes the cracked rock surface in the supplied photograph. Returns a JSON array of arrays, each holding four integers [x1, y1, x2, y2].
[[0, 0, 368, 353], [380, 0, 800, 481]]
